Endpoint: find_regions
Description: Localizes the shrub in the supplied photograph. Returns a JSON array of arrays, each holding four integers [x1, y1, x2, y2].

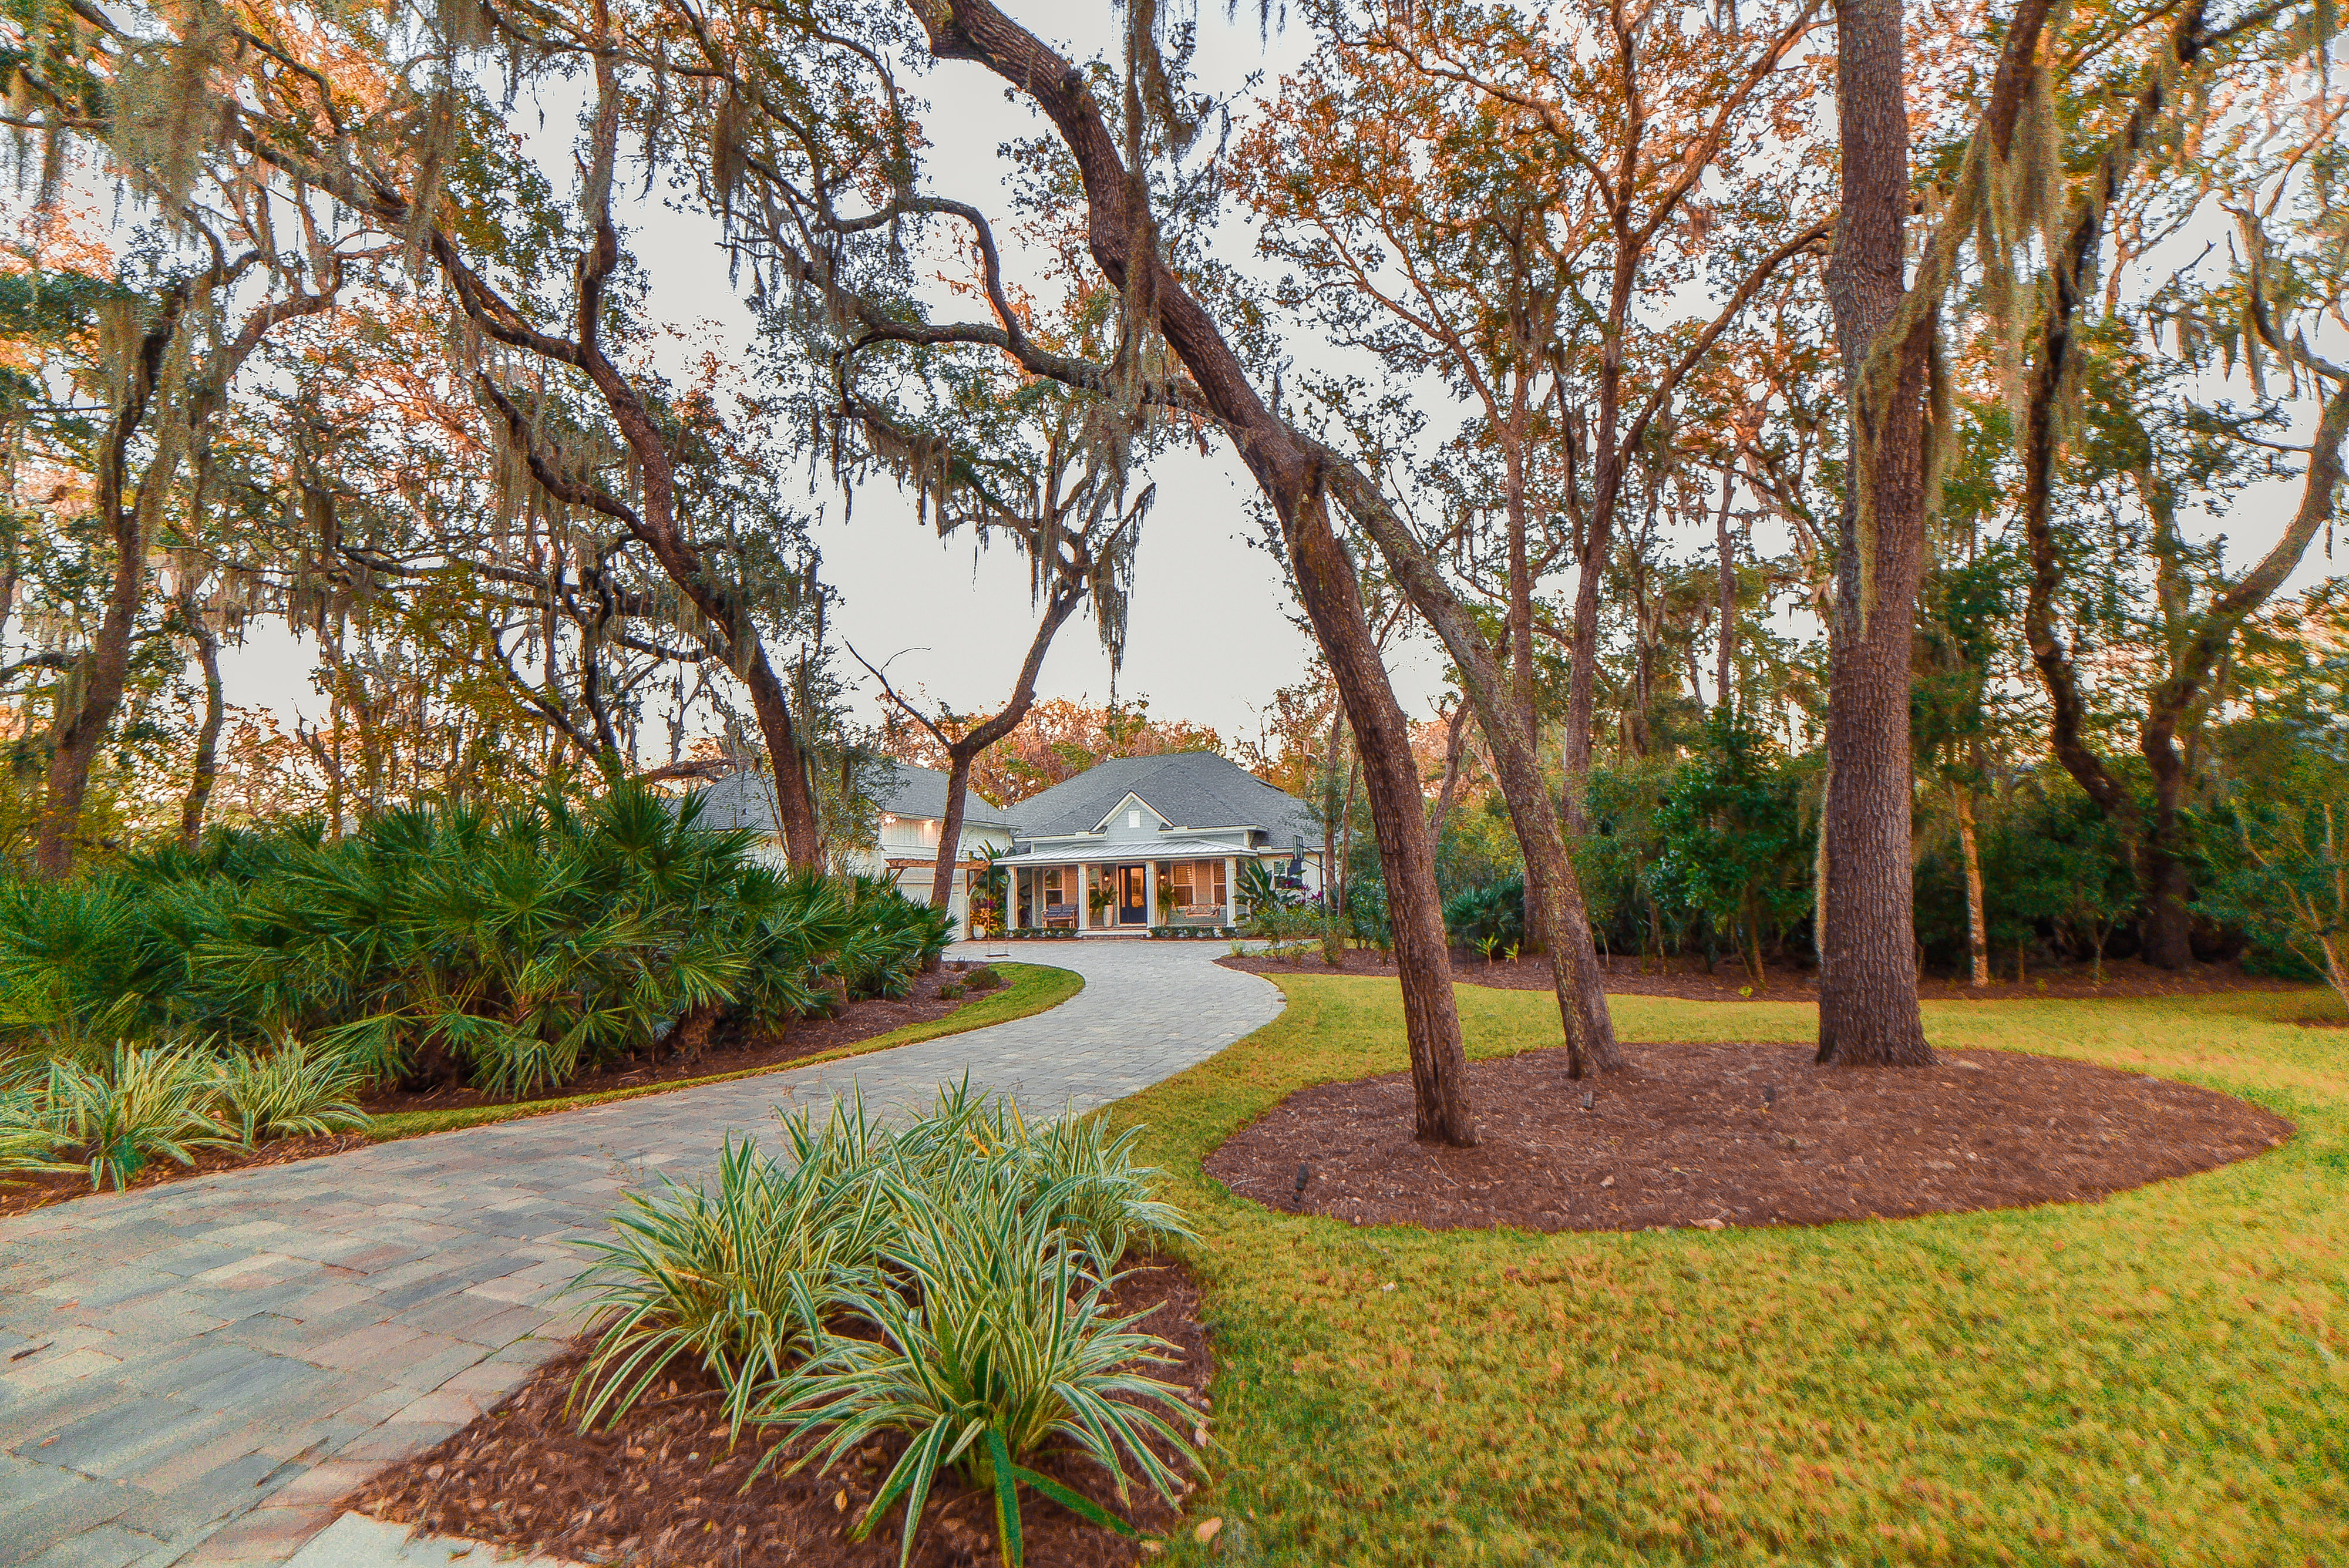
[[0, 1082, 73, 1183], [937, 981, 967, 1000], [752, 1182, 1197, 1568], [965, 965, 1004, 992], [1443, 875, 1524, 953], [0, 784, 951, 1103], [37, 1042, 235, 1192], [2200, 777, 2349, 1012], [566, 1084, 1196, 1566], [567, 1132, 899, 1436], [214, 1039, 374, 1147]]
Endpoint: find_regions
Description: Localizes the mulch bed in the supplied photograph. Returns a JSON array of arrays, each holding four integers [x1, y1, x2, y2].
[[358, 965, 1001, 1119], [352, 1263, 1213, 1567], [1204, 1044, 2293, 1233], [1219, 949, 2316, 1002], [0, 1132, 373, 1220]]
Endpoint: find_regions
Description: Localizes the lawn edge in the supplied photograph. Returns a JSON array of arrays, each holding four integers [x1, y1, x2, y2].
[[364, 961, 1083, 1143]]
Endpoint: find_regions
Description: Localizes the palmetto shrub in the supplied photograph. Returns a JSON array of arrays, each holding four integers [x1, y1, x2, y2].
[[0, 783, 951, 1102], [567, 1085, 1196, 1567]]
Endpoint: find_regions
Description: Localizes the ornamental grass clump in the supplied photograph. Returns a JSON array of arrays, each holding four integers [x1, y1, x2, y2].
[[566, 1084, 1198, 1567], [214, 1037, 374, 1147], [566, 1130, 901, 1436], [31, 1041, 235, 1192], [754, 1182, 1198, 1568]]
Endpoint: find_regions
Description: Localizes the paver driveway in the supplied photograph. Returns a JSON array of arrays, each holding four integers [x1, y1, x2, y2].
[[0, 940, 1278, 1568]]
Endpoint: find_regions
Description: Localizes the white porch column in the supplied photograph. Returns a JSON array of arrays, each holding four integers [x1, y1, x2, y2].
[[1143, 860, 1158, 930], [1225, 855, 1238, 928], [1075, 864, 1088, 931]]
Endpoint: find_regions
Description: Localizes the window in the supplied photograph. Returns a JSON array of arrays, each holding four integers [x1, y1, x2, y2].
[[1043, 868, 1064, 897], [1127, 808, 1142, 829], [1169, 859, 1227, 910]]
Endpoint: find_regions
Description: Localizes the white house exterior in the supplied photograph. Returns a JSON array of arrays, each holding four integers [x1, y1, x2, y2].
[[996, 752, 1325, 934], [683, 762, 1014, 937]]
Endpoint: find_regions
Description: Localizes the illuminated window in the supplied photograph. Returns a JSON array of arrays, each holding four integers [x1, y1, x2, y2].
[[1169, 860, 1226, 909]]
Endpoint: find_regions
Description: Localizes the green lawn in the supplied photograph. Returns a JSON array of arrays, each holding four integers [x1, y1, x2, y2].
[[366, 961, 1082, 1142], [1119, 977, 2349, 1566]]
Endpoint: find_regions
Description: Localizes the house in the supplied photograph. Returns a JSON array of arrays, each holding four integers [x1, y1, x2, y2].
[[683, 761, 1015, 937], [997, 752, 1325, 933]]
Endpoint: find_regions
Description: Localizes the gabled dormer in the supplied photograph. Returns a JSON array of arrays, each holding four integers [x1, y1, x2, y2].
[[1095, 792, 1170, 840]]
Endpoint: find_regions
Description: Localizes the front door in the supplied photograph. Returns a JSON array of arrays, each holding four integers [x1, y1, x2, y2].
[[1117, 864, 1148, 925]]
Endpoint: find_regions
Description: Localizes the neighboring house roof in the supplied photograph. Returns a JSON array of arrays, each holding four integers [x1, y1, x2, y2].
[[679, 761, 1012, 837], [878, 762, 1015, 832], [1008, 753, 1318, 846]]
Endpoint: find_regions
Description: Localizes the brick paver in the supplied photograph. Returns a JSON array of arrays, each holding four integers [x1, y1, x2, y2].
[[0, 941, 1277, 1567]]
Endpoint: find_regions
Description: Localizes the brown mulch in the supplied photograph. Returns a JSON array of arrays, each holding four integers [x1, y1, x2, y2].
[[1203, 1044, 2292, 1234], [1218, 949, 2317, 1002], [352, 1263, 1213, 1567], [0, 1132, 373, 1220], [357, 965, 999, 1119]]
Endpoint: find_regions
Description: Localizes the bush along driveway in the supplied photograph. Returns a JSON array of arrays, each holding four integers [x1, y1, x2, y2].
[[0, 940, 1279, 1568]]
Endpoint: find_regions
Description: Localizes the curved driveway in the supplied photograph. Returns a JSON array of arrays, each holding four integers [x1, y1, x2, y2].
[[0, 940, 1277, 1568]]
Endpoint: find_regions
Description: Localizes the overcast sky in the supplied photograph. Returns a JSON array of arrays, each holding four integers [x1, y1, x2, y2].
[[218, 4, 2340, 751]]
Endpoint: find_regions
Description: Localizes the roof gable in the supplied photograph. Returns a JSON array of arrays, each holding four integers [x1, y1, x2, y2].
[[1009, 752, 1317, 844]]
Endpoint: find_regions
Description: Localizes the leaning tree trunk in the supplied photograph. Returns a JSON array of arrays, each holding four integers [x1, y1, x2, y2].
[[33, 298, 185, 878], [1326, 464, 1626, 1076], [914, 0, 1477, 1143], [1816, 0, 1938, 1066], [1716, 470, 1738, 715], [916, 580, 1086, 950]]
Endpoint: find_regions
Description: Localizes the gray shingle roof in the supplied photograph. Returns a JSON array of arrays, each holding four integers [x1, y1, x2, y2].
[[878, 761, 1014, 830], [1008, 753, 1318, 845], [681, 761, 1010, 836]]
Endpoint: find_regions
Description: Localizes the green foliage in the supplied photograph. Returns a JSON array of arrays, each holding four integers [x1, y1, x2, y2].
[[757, 1180, 1195, 1568], [568, 1126, 900, 1437], [1442, 874, 1523, 953], [26, 1042, 234, 1192], [1648, 716, 1816, 984], [213, 1038, 373, 1147], [2198, 769, 2349, 1011], [566, 1082, 1196, 1568], [0, 783, 949, 1102]]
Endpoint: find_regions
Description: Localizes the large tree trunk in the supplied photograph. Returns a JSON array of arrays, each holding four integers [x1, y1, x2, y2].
[[180, 608, 225, 850], [1327, 465, 1626, 1076], [1816, 0, 1937, 1066], [918, 0, 1478, 1143]]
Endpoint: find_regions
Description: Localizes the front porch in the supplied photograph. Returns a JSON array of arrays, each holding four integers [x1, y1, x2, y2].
[[1004, 851, 1239, 935]]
